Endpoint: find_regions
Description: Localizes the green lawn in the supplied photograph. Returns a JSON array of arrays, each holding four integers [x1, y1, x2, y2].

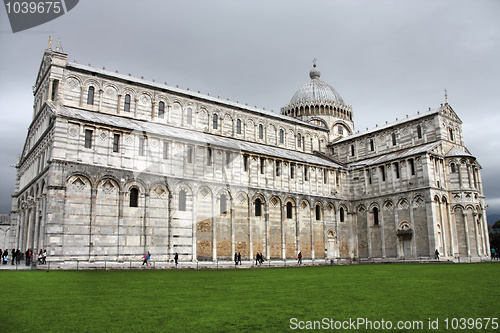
[[1, 263, 499, 332]]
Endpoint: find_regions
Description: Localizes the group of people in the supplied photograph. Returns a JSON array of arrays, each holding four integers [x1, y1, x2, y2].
[[0, 248, 48, 266], [255, 252, 265, 265], [233, 252, 242, 265], [1, 249, 21, 265], [141, 251, 179, 267]]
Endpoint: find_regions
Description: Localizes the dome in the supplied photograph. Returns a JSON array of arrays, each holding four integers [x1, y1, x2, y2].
[[288, 65, 345, 106]]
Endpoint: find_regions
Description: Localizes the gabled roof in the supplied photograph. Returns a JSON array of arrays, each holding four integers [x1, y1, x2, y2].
[[446, 147, 473, 158], [53, 104, 343, 169], [347, 142, 440, 168], [332, 105, 448, 145]]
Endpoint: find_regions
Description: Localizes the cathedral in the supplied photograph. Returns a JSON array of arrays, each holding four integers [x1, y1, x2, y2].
[[10, 42, 490, 263]]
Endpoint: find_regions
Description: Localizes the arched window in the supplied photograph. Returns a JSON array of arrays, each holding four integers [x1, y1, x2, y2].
[[286, 202, 293, 219], [236, 119, 242, 134], [87, 86, 95, 105], [417, 125, 422, 139], [158, 101, 165, 118], [340, 207, 345, 223], [186, 108, 192, 124], [297, 133, 302, 147], [124, 94, 131, 112], [179, 190, 187, 211], [450, 163, 456, 173], [258, 124, 263, 139], [351, 144, 355, 156], [449, 128, 454, 141], [213, 113, 218, 129], [338, 126, 343, 135], [315, 205, 321, 221], [279, 129, 284, 144], [220, 194, 227, 214], [255, 198, 262, 217], [129, 188, 139, 207], [392, 133, 397, 146], [373, 207, 379, 226], [370, 139, 374, 151]]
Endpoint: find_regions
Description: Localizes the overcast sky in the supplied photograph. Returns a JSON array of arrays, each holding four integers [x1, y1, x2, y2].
[[1, 0, 499, 218]]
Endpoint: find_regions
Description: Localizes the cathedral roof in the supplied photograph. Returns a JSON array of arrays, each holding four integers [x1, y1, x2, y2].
[[288, 65, 345, 106], [446, 147, 473, 158], [53, 104, 343, 169]]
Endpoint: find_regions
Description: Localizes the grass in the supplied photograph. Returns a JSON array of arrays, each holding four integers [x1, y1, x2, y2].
[[1, 263, 499, 332]]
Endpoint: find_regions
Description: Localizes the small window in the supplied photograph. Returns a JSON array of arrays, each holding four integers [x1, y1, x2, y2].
[[255, 198, 262, 217], [187, 146, 193, 164], [260, 157, 265, 174], [449, 128, 454, 141], [51, 80, 59, 100], [338, 126, 344, 135], [258, 124, 264, 139], [220, 194, 227, 214], [158, 101, 165, 118], [279, 129, 284, 144], [243, 155, 248, 172], [370, 139, 374, 151], [207, 148, 212, 166], [450, 163, 456, 173], [124, 94, 131, 112], [392, 133, 397, 146], [163, 142, 169, 159], [315, 205, 321, 221], [409, 158, 415, 176], [84, 129, 93, 148], [351, 144, 355, 156], [373, 207, 379, 226], [129, 188, 139, 207], [213, 113, 218, 129], [225, 151, 231, 167], [323, 169, 328, 184], [113, 134, 120, 153], [179, 190, 186, 211], [276, 161, 281, 177], [304, 166, 308, 181], [340, 207, 345, 223], [236, 119, 242, 134], [186, 108, 192, 124], [417, 125, 422, 139], [297, 133, 302, 148], [291, 164, 295, 179], [394, 162, 400, 179], [380, 165, 385, 181], [139, 137, 145, 156], [286, 202, 293, 219], [87, 86, 95, 105], [368, 169, 372, 184]]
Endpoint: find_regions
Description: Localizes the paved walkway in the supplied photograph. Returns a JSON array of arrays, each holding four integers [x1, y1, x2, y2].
[[0, 257, 492, 271]]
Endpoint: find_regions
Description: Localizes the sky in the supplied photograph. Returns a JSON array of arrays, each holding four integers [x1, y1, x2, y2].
[[0, 0, 499, 218]]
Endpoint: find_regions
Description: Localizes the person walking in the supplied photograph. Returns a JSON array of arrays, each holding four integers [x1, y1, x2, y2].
[[234, 252, 238, 266], [11, 249, 15, 265], [435, 249, 440, 260], [142, 251, 151, 266], [298, 251, 302, 265], [174, 252, 179, 267], [237, 252, 241, 265]]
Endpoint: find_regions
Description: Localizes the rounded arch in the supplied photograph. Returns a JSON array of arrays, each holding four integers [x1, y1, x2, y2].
[[66, 172, 93, 188], [368, 202, 380, 211], [83, 78, 101, 90], [97, 176, 121, 192]]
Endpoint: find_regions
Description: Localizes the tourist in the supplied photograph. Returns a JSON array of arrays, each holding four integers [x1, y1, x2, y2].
[[38, 250, 44, 264], [435, 249, 440, 260], [2, 249, 7, 265], [43, 249, 47, 264], [255, 252, 259, 265], [234, 252, 238, 265], [142, 251, 151, 266], [492, 248, 496, 259], [237, 252, 241, 265], [260, 252, 264, 264], [15, 249, 21, 265], [298, 251, 302, 265], [174, 252, 178, 266], [25, 248, 31, 266], [11, 249, 15, 265]]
